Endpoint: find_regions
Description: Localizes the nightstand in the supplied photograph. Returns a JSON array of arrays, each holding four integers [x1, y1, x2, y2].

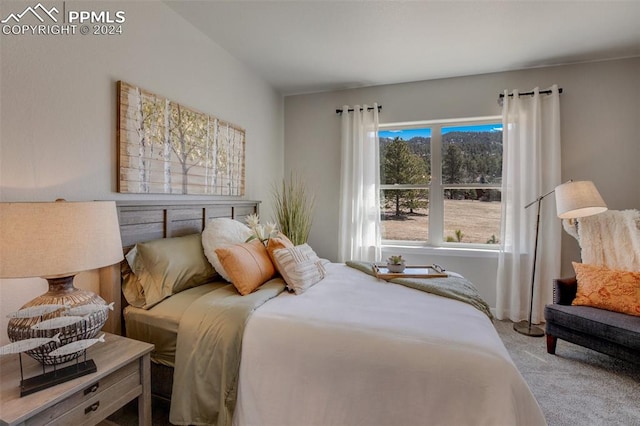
[[0, 333, 153, 426]]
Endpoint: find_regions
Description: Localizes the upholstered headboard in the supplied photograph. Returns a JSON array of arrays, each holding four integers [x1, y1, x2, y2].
[[99, 199, 260, 334]]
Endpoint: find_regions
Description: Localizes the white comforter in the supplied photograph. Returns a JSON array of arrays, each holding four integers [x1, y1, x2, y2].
[[233, 264, 546, 426]]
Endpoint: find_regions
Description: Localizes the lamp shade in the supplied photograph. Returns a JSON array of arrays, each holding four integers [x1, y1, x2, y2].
[[555, 180, 607, 219], [0, 201, 123, 278]]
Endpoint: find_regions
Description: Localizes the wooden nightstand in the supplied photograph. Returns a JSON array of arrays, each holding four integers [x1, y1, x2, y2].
[[0, 333, 153, 426]]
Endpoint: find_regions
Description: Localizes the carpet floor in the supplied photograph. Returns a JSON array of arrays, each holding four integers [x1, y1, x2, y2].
[[109, 320, 640, 425], [494, 320, 640, 426]]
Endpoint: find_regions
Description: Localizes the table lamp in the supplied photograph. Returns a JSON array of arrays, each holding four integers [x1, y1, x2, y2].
[[0, 200, 123, 394], [514, 180, 607, 336]]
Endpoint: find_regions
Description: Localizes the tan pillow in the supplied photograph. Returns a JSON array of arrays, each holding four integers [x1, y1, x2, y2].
[[272, 244, 326, 294], [215, 239, 276, 295], [572, 262, 640, 316], [127, 233, 217, 309], [121, 254, 145, 308]]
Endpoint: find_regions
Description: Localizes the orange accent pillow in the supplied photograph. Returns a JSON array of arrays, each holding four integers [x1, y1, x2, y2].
[[215, 239, 276, 295], [572, 262, 640, 316], [266, 233, 295, 267]]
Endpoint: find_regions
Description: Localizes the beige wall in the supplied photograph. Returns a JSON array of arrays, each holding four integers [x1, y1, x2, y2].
[[284, 58, 640, 306], [0, 1, 284, 344]]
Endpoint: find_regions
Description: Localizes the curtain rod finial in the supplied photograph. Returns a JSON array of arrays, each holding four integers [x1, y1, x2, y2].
[[335, 105, 383, 115]]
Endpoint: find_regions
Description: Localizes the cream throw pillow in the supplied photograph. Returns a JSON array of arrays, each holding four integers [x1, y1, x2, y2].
[[272, 244, 326, 294], [202, 218, 253, 282]]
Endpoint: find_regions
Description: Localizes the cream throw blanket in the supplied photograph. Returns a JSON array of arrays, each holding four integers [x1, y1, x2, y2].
[[346, 261, 493, 319], [564, 209, 640, 271]]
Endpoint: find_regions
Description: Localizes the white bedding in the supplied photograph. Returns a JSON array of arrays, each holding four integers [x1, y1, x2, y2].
[[233, 263, 546, 426]]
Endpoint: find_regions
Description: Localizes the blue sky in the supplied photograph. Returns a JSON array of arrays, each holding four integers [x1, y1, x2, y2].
[[379, 123, 502, 140]]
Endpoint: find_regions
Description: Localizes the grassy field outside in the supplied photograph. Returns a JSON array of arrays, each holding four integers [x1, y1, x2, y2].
[[381, 200, 501, 244]]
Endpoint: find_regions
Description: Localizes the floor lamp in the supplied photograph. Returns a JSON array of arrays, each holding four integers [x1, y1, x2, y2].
[[514, 180, 607, 336]]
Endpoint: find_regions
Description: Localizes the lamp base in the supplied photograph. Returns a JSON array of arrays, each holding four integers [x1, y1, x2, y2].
[[20, 359, 97, 397], [7, 275, 107, 365], [513, 321, 545, 337]]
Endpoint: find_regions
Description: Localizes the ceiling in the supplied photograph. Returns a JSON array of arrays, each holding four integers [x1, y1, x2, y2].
[[166, 1, 640, 96]]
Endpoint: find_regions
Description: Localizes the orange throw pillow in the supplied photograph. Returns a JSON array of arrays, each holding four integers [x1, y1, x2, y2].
[[572, 262, 640, 316], [266, 233, 295, 267], [215, 239, 276, 295]]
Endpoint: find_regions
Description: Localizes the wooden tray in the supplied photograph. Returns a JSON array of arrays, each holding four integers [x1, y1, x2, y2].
[[373, 264, 448, 280]]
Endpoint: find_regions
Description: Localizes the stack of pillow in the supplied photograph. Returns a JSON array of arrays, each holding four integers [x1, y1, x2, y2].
[[566, 209, 640, 317], [123, 218, 326, 309], [122, 233, 217, 309], [203, 218, 326, 296]]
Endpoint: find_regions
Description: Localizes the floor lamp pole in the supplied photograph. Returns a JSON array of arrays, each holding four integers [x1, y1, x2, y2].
[[514, 189, 555, 337]]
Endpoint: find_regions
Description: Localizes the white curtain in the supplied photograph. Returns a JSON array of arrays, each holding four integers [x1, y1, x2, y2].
[[496, 86, 562, 323], [338, 104, 381, 262]]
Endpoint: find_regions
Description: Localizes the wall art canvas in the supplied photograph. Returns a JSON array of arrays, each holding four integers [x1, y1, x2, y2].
[[117, 81, 245, 195]]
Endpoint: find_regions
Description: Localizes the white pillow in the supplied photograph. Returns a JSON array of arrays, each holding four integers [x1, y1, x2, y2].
[[272, 244, 326, 294], [202, 218, 253, 282]]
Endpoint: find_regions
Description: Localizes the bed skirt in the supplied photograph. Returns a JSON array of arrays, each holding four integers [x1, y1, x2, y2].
[[151, 362, 173, 402]]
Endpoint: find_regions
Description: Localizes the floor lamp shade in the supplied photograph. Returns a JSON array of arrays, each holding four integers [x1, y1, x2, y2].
[[0, 201, 123, 366], [555, 180, 608, 219]]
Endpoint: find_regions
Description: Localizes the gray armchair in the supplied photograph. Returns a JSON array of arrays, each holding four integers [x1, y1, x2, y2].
[[544, 276, 640, 364]]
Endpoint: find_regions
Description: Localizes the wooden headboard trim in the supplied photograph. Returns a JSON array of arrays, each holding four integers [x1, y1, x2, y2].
[[99, 199, 260, 335]]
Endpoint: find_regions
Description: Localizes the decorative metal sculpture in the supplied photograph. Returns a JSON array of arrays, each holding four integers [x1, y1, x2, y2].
[[2, 302, 110, 396]]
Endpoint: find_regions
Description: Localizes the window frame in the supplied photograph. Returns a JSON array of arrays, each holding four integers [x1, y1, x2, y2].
[[379, 116, 502, 249]]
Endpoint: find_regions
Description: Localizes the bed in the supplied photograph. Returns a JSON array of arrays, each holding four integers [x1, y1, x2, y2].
[[99, 200, 547, 426]]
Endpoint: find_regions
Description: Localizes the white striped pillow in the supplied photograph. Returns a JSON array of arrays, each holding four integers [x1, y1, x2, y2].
[[272, 244, 326, 294]]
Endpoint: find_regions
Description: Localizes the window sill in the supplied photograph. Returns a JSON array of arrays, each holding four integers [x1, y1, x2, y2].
[[381, 244, 499, 259]]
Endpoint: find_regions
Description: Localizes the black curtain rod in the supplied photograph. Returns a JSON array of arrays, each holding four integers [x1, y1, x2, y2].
[[499, 88, 563, 99], [336, 105, 383, 115]]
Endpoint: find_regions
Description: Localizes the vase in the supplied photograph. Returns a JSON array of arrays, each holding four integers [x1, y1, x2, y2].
[[7, 275, 108, 365]]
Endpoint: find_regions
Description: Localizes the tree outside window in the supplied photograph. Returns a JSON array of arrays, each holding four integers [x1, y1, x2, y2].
[[379, 120, 502, 246]]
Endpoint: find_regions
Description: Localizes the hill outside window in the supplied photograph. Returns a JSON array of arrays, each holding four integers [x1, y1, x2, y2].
[[379, 117, 502, 247]]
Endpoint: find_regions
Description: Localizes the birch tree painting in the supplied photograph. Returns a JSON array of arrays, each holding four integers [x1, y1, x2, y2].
[[117, 81, 246, 195]]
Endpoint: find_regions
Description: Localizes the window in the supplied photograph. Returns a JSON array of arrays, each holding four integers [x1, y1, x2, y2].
[[379, 118, 502, 247]]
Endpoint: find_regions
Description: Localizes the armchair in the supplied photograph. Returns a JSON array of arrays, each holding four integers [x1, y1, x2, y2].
[[544, 276, 640, 364]]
